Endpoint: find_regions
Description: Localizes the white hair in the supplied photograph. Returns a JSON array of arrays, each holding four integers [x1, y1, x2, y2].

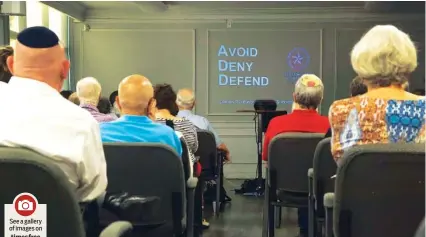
[[294, 74, 324, 109], [351, 25, 417, 86], [176, 91, 195, 109], [76, 77, 101, 105]]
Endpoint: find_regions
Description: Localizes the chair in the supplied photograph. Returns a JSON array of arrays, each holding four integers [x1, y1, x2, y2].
[[180, 138, 198, 237], [324, 143, 425, 237], [265, 133, 324, 237], [307, 138, 336, 237], [103, 143, 186, 237], [0, 146, 132, 237], [195, 130, 221, 216]]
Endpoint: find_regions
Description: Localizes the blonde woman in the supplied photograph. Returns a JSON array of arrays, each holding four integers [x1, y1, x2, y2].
[[329, 25, 425, 164]]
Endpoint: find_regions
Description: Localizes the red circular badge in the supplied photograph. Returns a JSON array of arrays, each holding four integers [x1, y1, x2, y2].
[[13, 193, 37, 216]]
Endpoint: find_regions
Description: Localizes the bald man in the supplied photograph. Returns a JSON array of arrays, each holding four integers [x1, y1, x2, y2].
[[177, 88, 230, 160], [0, 26, 107, 202], [77, 77, 116, 123], [100, 75, 182, 156]]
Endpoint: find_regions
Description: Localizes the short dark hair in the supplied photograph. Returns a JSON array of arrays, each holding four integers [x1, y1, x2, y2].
[[412, 88, 425, 96], [350, 77, 367, 96], [60, 90, 73, 99], [153, 83, 179, 116], [97, 97, 112, 114], [0, 46, 13, 83], [109, 90, 118, 105]]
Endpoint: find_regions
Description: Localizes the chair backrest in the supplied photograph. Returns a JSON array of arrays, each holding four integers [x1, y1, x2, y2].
[[180, 138, 191, 181], [195, 130, 217, 178], [0, 147, 85, 237], [334, 143, 425, 237], [103, 143, 186, 225], [268, 133, 324, 193], [313, 138, 337, 198]]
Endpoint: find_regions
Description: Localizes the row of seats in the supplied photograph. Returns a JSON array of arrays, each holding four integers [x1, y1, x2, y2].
[[262, 133, 425, 237], [0, 130, 222, 237]]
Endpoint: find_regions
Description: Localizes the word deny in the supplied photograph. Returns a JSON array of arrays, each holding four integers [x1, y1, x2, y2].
[[219, 75, 268, 86], [218, 60, 253, 72], [217, 45, 258, 57]]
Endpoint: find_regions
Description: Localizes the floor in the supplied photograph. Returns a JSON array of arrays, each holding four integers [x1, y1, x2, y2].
[[202, 179, 299, 237]]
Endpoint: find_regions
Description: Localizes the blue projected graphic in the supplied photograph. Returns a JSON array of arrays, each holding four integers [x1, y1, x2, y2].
[[284, 47, 311, 83], [287, 47, 310, 72]]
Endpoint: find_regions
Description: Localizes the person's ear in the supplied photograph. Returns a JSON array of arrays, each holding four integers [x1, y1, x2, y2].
[[60, 60, 70, 80], [6, 55, 14, 74], [116, 97, 122, 111], [292, 92, 296, 101]]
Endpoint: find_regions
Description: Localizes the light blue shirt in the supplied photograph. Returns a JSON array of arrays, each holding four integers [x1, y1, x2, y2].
[[100, 115, 182, 156], [177, 110, 221, 146]]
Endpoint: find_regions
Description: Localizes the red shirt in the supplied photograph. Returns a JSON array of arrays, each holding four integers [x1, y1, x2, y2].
[[262, 109, 330, 161]]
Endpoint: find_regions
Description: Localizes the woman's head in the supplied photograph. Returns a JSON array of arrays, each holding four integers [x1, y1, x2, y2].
[[293, 74, 324, 110], [0, 46, 14, 83], [97, 97, 112, 114], [351, 25, 417, 88], [350, 76, 367, 96], [153, 83, 179, 116]]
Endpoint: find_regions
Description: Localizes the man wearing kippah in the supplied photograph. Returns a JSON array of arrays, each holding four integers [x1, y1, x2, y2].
[[0, 26, 107, 202]]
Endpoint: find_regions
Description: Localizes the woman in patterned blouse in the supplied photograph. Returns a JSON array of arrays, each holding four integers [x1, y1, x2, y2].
[[329, 25, 425, 164]]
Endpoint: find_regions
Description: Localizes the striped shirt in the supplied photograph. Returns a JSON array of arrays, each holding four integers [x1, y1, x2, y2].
[[156, 117, 198, 162]]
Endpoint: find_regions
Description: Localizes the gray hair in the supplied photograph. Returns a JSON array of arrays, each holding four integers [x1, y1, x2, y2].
[[294, 74, 324, 109], [176, 89, 195, 109], [351, 25, 417, 87], [76, 77, 101, 105]]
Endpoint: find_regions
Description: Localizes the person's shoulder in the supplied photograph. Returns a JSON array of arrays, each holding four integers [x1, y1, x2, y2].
[[330, 96, 357, 110], [59, 98, 98, 125]]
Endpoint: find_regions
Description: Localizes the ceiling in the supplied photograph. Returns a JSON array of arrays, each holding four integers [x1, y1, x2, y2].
[[42, 1, 425, 22]]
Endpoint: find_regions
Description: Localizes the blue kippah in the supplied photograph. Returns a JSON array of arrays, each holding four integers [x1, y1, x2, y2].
[[17, 26, 59, 48]]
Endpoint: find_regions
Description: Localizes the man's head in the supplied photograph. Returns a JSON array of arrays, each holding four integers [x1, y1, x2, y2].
[[109, 90, 118, 106], [0, 46, 13, 84], [116, 74, 155, 117], [176, 88, 195, 110], [7, 26, 70, 91], [293, 74, 324, 110], [76, 77, 102, 106], [349, 76, 367, 96]]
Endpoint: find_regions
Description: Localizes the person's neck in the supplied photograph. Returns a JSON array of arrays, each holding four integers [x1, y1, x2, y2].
[[156, 109, 175, 120], [80, 101, 98, 107], [366, 84, 411, 99], [14, 72, 62, 91], [292, 103, 315, 111], [121, 109, 147, 117]]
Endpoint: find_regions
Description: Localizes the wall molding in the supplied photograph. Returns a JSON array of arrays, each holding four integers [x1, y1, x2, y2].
[[82, 8, 424, 24], [42, 1, 86, 22]]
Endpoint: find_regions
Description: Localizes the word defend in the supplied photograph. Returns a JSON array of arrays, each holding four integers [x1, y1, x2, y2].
[[217, 45, 269, 86], [4, 193, 47, 237]]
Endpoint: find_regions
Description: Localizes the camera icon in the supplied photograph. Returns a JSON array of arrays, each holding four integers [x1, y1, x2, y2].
[[18, 200, 34, 211]]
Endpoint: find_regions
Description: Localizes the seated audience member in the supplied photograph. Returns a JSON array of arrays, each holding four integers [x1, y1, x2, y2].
[[0, 26, 107, 202], [68, 92, 80, 105], [77, 77, 116, 123], [154, 84, 198, 162], [109, 90, 120, 117], [0, 45, 13, 89], [100, 75, 182, 156], [98, 97, 118, 119], [350, 76, 367, 96], [263, 74, 329, 161], [325, 76, 367, 137], [329, 25, 425, 165], [262, 74, 328, 237], [177, 88, 231, 160], [60, 90, 72, 99]]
